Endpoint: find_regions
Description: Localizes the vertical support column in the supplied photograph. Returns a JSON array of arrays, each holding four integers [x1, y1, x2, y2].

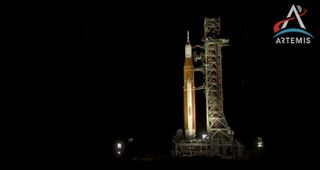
[[203, 18, 233, 157]]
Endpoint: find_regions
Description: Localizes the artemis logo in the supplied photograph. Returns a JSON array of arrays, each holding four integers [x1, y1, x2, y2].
[[273, 4, 315, 44]]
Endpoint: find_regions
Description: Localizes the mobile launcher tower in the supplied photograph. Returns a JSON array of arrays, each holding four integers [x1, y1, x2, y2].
[[173, 17, 245, 159]]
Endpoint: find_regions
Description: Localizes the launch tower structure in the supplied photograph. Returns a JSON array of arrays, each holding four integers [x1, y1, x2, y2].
[[173, 17, 244, 159], [203, 18, 234, 155]]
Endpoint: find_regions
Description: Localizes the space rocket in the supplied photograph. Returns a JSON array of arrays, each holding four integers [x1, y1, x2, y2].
[[184, 31, 196, 139]]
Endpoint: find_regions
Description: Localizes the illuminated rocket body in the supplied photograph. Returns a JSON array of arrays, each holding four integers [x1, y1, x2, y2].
[[184, 31, 196, 139]]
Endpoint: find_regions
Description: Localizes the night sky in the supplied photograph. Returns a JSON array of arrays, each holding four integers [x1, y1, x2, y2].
[[22, 0, 320, 167]]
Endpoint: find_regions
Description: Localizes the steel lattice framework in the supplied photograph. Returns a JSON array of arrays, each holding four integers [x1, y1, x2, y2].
[[203, 17, 234, 148]]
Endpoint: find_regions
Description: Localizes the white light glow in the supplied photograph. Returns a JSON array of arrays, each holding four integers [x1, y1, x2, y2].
[[202, 134, 207, 139], [117, 143, 122, 149], [117, 151, 121, 155], [257, 142, 263, 148]]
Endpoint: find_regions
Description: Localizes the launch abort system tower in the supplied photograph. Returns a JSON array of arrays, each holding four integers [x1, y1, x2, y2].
[[173, 17, 245, 159]]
